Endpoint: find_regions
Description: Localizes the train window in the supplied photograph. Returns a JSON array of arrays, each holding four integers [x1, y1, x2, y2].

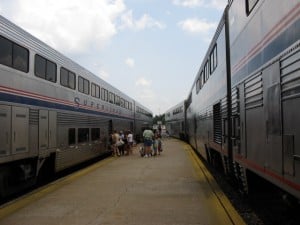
[[109, 92, 115, 104], [78, 76, 90, 95], [96, 85, 100, 98], [129, 102, 132, 111], [78, 128, 89, 143], [0, 35, 29, 73], [101, 88, 108, 101], [204, 61, 209, 83], [246, 0, 259, 15], [196, 78, 201, 93], [125, 100, 129, 109], [101, 88, 105, 101], [210, 45, 218, 73], [34, 55, 57, 82], [0, 36, 12, 67], [68, 128, 76, 145], [120, 98, 125, 108], [91, 83, 100, 98], [91, 128, 100, 141], [115, 95, 120, 106], [60, 67, 76, 89], [91, 83, 96, 97], [13, 44, 29, 73]]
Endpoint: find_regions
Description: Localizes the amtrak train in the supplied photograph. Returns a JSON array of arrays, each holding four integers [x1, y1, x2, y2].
[[166, 0, 300, 200], [0, 15, 152, 197], [164, 101, 185, 140]]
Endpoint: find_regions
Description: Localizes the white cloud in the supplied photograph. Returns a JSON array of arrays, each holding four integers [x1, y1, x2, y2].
[[172, 0, 205, 8], [125, 57, 135, 68], [178, 18, 217, 34], [0, 0, 126, 54], [135, 77, 152, 87], [120, 10, 165, 30], [172, 0, 227, 10]]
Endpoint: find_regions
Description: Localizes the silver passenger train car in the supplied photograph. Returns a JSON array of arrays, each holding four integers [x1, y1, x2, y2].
[[164, 101, 185, 140], [0, 15, 152, 197], [167, 0, 300, 200]]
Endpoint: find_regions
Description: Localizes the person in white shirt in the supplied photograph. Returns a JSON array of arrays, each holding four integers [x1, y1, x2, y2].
[[127, 131, 133, 155]]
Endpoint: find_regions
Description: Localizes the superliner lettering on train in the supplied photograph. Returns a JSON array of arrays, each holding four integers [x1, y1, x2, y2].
[[0, 15, 152, 197], [165, 0, 300, 200]]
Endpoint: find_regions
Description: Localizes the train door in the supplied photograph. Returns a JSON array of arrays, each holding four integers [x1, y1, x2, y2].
[[239, 85, 246, 157], [130, 122, 134, 133], [39, 110, 48, 150], [108, 119, 113, 135], [0, 105, 11, 156], [281, 49, 300, 177], [263, 62, 282, 174], [39, 110, 57, 150], [49, 111, 57, 148], [12, 106, 29, 154]]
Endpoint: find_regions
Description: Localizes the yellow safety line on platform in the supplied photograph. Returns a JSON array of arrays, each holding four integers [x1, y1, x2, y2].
[[0, 157, 115, 220], [184, 143, 246, 225]]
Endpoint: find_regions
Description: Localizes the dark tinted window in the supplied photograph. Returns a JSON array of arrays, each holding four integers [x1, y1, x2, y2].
[[46, 60, 56, 82], [0, 35, 29, 72], [13, 44, 29, 72], [35, 55, 46, 79], [101, 88, 108, 101], [34, 55, 57, 82], [0, 36, 12, 67], [96, 85, 100, 98], [210, 45, 217, 73], [91, 128, 100, 141], [78, 76, 89, 95], [115, 95, 120, 106], [78, 128, 89, 143], [68, 128, 76, 145], [109, 92, 115, 104], [69, 71, 75, 89], [60, 67, 76, 89], [91, 83, 100, 98]]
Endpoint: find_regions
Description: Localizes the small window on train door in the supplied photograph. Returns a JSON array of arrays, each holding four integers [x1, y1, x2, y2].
[[246, 0, 259, 15]]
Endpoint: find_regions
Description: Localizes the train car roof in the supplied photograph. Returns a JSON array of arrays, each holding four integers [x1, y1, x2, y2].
[[0, 15, 152, 113]]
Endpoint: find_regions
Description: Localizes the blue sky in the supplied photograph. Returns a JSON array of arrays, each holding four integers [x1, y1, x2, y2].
[[0, 0, 227, 115]]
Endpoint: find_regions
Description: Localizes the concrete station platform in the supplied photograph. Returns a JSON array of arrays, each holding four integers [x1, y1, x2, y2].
[[0, 138, 246, 225]]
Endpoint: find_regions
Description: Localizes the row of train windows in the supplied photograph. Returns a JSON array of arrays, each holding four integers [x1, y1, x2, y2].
[[68, 128, 100, 145], [196, 44, 217, 93], [173, 106, 183, 115], [136, 106, 152, 117], [0, 35, 133, 111]]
